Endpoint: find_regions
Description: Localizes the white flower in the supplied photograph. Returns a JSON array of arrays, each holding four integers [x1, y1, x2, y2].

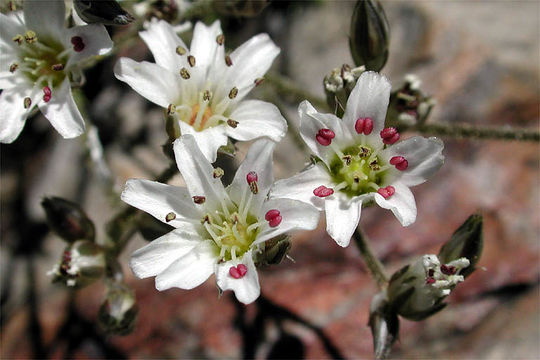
[[122, 135, 319, 304], [0, 0, 113, 143], [114, 19, 286, 162], [270, 72, 444, 247]]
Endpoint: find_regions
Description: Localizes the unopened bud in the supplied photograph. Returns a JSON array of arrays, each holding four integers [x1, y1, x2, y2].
[[369, 292, 399, 359], [256, 234, 291, 266], [349, 0, 390, 72], [165, 107, 181, 141], [74, 0, 134, 25], [42, 197, 95, 242], [387, 74, 436, 127], [98, 283, 138, 335]]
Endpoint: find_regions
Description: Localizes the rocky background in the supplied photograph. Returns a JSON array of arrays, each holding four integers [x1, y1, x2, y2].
[[1, 0, 539, 359]]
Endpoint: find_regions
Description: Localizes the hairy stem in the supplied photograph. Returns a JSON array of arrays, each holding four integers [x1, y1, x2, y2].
[[353, 227, 388, 289]]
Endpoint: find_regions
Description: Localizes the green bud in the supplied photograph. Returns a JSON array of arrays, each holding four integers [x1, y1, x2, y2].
[[256, 234, 291, 266], [439, 214, 483, 278], [42, 197, 95, 243], [213, 0, 269, 18], [349, 0, 390, 72], [369, 292, 399, 359], [74, 0, 134, 25], [98, 283, 138, 335], [49, 240, 106, 288]]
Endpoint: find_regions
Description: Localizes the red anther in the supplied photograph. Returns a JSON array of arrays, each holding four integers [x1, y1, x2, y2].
[[43, 86, 52, 102], [265, 209, 282, 227], [229, 264, 248, 279], [71, 36, 85, 52], [426, 277, 436, 285], [316, 128, 335, 146], [380, 127, 400, 144], [313, 185, 334, 197], [390, 156, 409, 171], [440, 264, 457, 275], [377, 185, 395, 199], [354, 117, 374, 135], [246, 171, 258, 184]]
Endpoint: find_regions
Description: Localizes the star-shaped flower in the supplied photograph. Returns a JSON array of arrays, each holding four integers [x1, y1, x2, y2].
[[122, 135, 319, 304], [0, 0, 113, 143], [114, 19, 287, 162], [270, 72, 444, 247]]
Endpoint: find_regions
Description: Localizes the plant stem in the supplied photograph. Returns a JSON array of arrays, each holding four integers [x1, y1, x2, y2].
[[353, 227, 388, 289]]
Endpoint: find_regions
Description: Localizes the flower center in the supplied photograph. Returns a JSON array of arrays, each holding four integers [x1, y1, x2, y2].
[[328, 144, 390, 197]]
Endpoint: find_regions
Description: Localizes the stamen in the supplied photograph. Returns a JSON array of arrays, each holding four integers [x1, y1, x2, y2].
[[228, 87, 238, 99], [389, 156, 408, 171], [9, 63, 18, 72], [71, 36, 85, 52], [187, 55, 196, 67], [213, 167, 224, 179], [165, 212, 176, 222], [440, 264, 457, 275], [203, 90, 211, 101], [24, 30, 37, 44], [227, 119, 239, 128], [380, 127, 400, 145], [376, 185, 395, 199], [342, 155, 352, 165], [23, 97, 32, 109], [42, 86, 52, 103], [229, 264, 247, 279], [193, 196, 206, 204], [369, 159, 380, 171], [51, 63, 64, 71], [12, 34, 23, 45], [225, 55, 233, 67], [246, 171, 258, 194], [354, 117, 374, 135], [175, 46, 186, 55], [265, 209, 282, 227], [167, 103, 176, 115], [358, 146, 371, 158], [316, 128, 335, 146], [216, 34, 225, 45], [179, 67, 190, 79], [313, 185, 334, 198], [254, 78, 264, 86], [426, 277, 436, 285]]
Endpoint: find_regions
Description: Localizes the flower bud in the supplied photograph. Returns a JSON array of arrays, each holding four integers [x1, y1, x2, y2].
[[386, 74, 436, 127], [255, 234, 291, 266], [324, 64, 365, 117], [98, 283, 138, 335], [42, 197, 95, 243], [349, 0, 390, 72], [438, 214, 483, 278], [213, 0, 269, 18], [369, 292, 399, 360], [49, 240, 106, 288], [387, 254, 470, 321], [74, 0, 134, 25]]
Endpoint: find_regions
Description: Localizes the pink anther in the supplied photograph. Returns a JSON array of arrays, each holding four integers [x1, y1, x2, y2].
[[389, 156, 408, 171], [229, 264, 248, 279], [313, 185, 334, 197], [316, 128, 335, 146], [440, 264, 457, 275], [42, 86, 52, 102], [246, 171, 258, 184], [265, 209, 282, 227], [354, 117, 374, 135], [71, 36, 85, 52], [377, 185, 395, 199], [425, 277, 436, 285], [380, 127, 400, 145]]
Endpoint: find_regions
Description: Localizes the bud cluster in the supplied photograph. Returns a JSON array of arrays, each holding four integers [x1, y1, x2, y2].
[[323, 64, 366, 116], [387, 75, 436, 127]]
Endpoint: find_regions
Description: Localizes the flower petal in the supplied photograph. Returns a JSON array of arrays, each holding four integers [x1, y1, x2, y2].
[[65, 24, 113, 66], [114, 58, 180, 108], [342, 71, 391, 136], [24, 0, 65, 41], [173, 134, 231, 212], [228, 138, 275, 213], [129, 228, 202, 279], [254, 198, 320, 245], [299, 100, 350, 165], [178, 122, 229, 163], [383, 136, 445, 187], [374, 182, 417, 226], [121, 179, 202, 226], [154, 240, 216, 291], [270, 164, 332, 211], [324, 195, 363, 247], [0, 85, 37, 143], [139, 19, 189, 72], [0, 12, 25, 50], [226, 100, 287, 143], [38, 77, 85, 139], [190, 20, 222, 77], [215, 251, 260, 304]]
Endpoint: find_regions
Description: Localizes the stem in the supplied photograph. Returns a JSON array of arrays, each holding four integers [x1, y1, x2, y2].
[[353, 227, 388, 289]]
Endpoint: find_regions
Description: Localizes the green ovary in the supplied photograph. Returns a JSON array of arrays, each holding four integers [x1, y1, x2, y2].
[[329, 144, 389, 197]]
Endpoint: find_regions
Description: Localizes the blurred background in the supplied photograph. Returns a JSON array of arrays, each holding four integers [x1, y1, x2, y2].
[[1, 0, 539, 358]]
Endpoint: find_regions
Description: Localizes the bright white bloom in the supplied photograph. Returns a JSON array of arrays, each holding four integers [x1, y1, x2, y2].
[[0, 0, 113, 143], [271, 72, 444, 247], [122, 135, 319, 304], [114, 19, 286, 162]]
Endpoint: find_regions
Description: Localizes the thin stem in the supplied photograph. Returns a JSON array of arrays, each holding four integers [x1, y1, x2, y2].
[[353, 227, 388, 289]]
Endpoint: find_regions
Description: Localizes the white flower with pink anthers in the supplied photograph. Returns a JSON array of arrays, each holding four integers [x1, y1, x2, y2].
[[122, 135, 319, 304], [0, 0, 113, 143], [270, 71, 444, 247], [114, 19, 286, 162]]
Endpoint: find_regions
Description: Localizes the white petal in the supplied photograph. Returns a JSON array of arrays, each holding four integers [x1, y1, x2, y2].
[[374, 182, 417, 226], [383, 136, 445, 187], [155, 241, 216, 291], [255, 198, 320, 245], [178, 122, 228, 163], [269, 164, 332, 211], [0, 85, 38, 143], [121, 179, 202, 226], [190, 20, 222, 76], [298, 100, 350, 165], [114, 58, 180, 108], [139, 19, 189, 72], [324, 195, 362, 247], [0, 12, 25, 50], [65, 24, 113, 66], [215, 251, 260, 305], [226, 100, 287, 143], [342, 71, 391, 136], [129, 228, 202, 279], [173, 134, 231, 212], [38, 77, 85, 139], [24, 0, 65, 40], [228, 138, 275, 213]]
